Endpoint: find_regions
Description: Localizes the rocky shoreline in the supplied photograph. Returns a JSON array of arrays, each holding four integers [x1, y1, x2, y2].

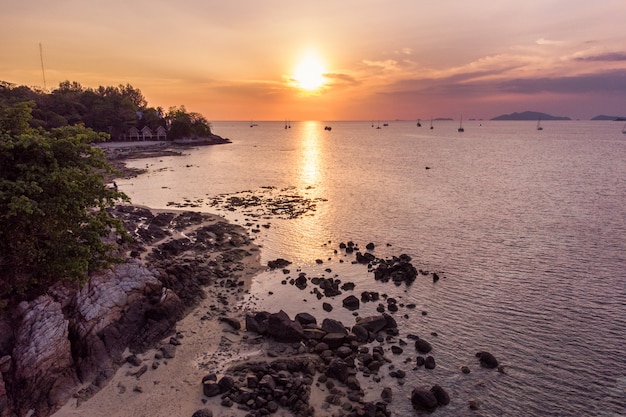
[[0, 203, 262, 417], [1, 139, 504, 417]]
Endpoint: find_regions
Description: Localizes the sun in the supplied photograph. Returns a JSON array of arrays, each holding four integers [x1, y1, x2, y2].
[[292, 52, 327, 91]]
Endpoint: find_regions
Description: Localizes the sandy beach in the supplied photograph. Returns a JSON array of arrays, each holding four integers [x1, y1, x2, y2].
[[53, 206, 271, 417]]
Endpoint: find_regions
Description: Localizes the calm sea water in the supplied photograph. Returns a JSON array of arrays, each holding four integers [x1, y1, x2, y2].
[[123, 120, 626, 416]]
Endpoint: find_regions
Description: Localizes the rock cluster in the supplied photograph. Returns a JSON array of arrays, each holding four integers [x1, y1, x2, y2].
[[200, 310, 433, 416], [202, 357, 318, 416]]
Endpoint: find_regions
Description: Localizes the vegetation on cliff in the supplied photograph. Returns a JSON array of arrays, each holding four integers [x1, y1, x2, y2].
[[0, 101, 129, 299]]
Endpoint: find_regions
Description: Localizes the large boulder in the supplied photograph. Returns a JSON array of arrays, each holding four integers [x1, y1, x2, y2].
[[414, 338, 433, 353], [321, 318, 347, 335], [267, 311, 304, 342], [354, 315, 388, 333], [411, 387, 439, 412], [476, 351, 499, 368], [342, 295, 360, 311], [430, 384, 450, 405], [245, 311, 270, 334]]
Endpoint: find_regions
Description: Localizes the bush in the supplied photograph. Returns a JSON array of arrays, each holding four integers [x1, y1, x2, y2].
[[0, 101, 129, 298]]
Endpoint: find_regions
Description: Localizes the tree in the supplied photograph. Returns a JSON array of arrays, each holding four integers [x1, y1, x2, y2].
[[166, 106, 213, 140], [0, 101, 129, 298]]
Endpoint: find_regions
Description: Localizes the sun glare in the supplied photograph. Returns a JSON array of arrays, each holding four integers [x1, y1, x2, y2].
[[292, 52, 327, 91]]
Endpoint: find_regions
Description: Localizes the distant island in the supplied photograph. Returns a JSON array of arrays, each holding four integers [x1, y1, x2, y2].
[[591, 115, 626, 121], [491, 111, 570, 121]]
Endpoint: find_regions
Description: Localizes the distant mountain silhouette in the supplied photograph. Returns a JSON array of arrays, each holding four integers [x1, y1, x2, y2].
[[491, 111, 570, 121], [591, 115, 626, 121]]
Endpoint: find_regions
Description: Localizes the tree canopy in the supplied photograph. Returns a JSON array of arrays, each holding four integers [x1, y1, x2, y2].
[[0, 80, 212, 140], [0, 101, 129, 299]]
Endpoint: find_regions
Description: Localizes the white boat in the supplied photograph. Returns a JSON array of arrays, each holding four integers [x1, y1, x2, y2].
[[537, 118, 543, 131], [458, 115, 464, 132]]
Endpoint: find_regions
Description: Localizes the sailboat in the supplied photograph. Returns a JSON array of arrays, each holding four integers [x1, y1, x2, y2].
[[536, 118, 543, 131], [417, 119, 422, 127], [622, 123, 626, 134], [429, 118, 434, 130], [458, 116, 464, 132]]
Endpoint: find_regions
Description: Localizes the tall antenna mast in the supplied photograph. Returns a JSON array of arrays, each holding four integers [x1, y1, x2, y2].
[[39, 42, 47, 90]]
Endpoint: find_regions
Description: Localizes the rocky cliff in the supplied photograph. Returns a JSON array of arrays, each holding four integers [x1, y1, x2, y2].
[[0, 206, 258, 417]]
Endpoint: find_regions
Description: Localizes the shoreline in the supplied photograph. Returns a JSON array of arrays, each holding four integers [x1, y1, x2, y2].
[[51, 140, 499, 417], [53, 204, 266, 417]]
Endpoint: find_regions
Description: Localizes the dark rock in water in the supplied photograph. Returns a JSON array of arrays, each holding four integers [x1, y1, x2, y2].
[[383, 313, 397, 329], [355, 315, 388, 333], [415, 338, 433, 353], [342, 295, 360, 311], [430, 384, 450, 405], [424, 355, 436, 369], [411, 387, 439, 412], [373, 254, 418, 285], [267, 258, 291, 269], [415, 356, 425, 367], [294, 274, 308, 289], [355, 251, 376, 264], [360, 291, 380, 302], [461, 366, 471, 374], [322, 302, 333, 312], [192, 408, 213, 417], [391, 346, 403, 355], [340, 282, 356, 291], [366, 242, 375, 250], [432, 272, 440, 282], [476, 351, 499, 368]]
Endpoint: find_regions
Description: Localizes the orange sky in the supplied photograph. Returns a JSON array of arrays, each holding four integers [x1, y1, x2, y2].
[[2, 0, 626, 120]]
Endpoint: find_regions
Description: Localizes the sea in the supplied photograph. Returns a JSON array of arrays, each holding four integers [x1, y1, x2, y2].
[[121, 120, 626, 417]]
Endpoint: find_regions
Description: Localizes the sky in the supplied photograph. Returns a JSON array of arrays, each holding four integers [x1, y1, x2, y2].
[[2, 0, 626, 121]]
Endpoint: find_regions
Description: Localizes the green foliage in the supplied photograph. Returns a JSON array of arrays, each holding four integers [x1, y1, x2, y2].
[[0, 102, 129, 298], [0, 81, 213, 141], [166, 105, 212, 140]]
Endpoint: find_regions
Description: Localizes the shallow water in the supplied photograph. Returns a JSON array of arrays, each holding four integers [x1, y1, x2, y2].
[[123, 120, 626, 416]]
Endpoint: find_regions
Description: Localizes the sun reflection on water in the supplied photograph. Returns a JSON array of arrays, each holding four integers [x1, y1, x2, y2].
[[298, 121, 322, 186]]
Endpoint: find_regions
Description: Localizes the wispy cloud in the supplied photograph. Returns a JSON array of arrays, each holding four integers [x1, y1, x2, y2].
[[496, 70, 626, 94], [536, 38, 564, 46], [574, 52, 626, 62]]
